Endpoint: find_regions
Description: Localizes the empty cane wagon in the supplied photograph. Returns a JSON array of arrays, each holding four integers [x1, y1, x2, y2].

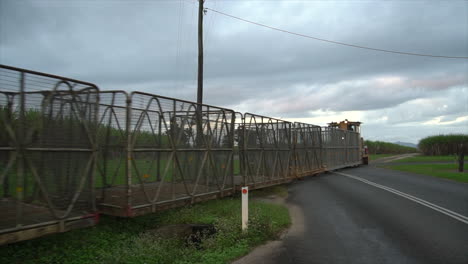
[[0, 65, 100, 245]]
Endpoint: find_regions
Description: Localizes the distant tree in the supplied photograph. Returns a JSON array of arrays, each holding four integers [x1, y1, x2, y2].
[[418, 134, 468, 172], [166, 120, 191, 147], [364, 140, 417, 154]]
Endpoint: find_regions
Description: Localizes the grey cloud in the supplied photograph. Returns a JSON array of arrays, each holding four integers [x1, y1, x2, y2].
[[361, 88, 467, 127], [1, 0, 467, 143], [362, 121, 468, 144], [229, 73, 466, 118]]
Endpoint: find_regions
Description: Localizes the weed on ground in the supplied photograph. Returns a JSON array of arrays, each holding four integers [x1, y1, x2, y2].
[[0, 186, 291, 264]]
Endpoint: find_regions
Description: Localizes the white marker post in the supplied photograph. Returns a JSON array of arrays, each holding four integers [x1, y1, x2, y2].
[[241, 186, 248, 231]]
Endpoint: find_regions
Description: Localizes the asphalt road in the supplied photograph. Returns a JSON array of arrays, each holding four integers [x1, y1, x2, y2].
[[269, 166, 468, 264]]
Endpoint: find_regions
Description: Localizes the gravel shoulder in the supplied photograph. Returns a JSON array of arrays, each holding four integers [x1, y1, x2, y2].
[[232, 188, 305, 264]]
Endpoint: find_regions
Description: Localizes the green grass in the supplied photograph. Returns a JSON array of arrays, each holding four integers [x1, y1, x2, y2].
[[0, 186, 291, 264], [369, 154, 398, 161], [385, 163, 468, 183], [390, 155, 458, 163]]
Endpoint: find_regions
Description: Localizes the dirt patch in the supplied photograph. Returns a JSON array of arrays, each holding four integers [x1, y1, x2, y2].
[[146, 223, 216, 248]]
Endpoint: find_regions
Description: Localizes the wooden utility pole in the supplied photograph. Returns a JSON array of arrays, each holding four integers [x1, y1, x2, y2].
[[196, 0, 204, 150], [197, 0, 204, 105]]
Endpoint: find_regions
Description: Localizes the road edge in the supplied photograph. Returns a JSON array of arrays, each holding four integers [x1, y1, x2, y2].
[[231, 192, 305, 264]]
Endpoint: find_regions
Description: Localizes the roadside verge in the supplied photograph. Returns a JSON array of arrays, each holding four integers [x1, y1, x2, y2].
[[232, 185, 304, 264], [0, 187, 291, 264]]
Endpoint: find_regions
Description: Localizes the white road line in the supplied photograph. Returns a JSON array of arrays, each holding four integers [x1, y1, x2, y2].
[[332, 171, 468, 225]]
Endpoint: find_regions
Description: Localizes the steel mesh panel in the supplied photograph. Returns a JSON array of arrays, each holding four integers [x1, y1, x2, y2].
[[0, 92, 17, 229], [241, 114, 292, 186], [0, 66, 96, 93], [129, 92, 235, 207], [322, 127, 344, 170], [321, 127, 361, 170], [0, 65, 98, 234], [95, 91, 130, 209], [32, 90, 98, 214], [233, 112, 245, 186], [346, 131, 361, 165], [293, 123, 323, 177]]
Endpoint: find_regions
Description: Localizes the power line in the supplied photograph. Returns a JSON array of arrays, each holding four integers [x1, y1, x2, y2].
[[205, 7, 468, 59]]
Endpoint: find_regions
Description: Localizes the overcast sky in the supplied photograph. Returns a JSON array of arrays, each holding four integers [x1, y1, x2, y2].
[[1, 0, 467, 144]]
